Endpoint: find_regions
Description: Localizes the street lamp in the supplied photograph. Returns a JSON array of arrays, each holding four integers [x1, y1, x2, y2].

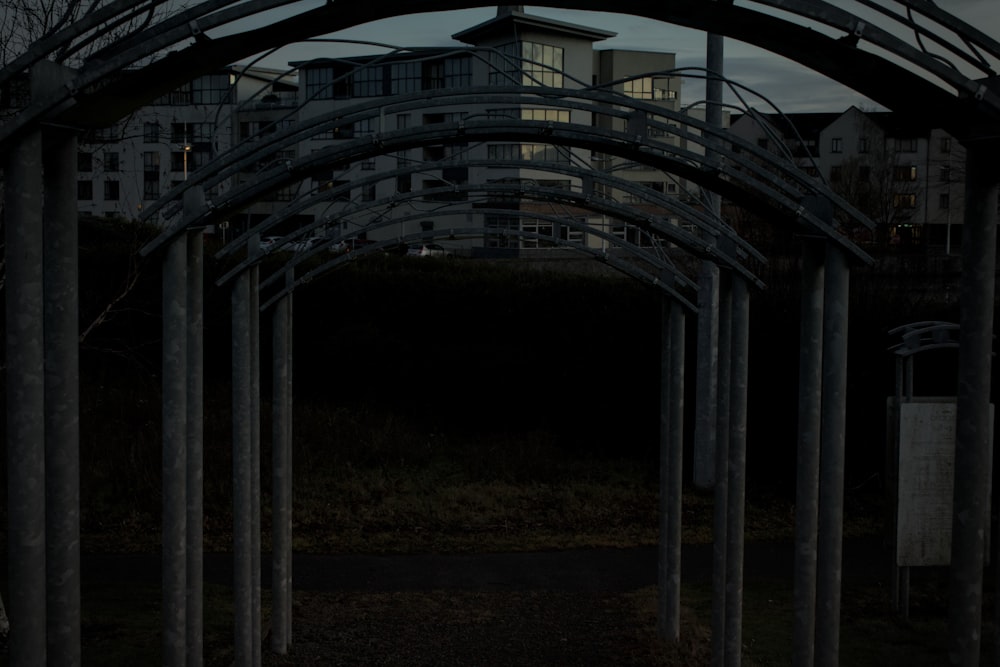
[[182, 140, 192, 180]]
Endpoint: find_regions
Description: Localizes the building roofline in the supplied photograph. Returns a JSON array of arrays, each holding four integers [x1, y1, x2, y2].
[[452, 8, 616, 44]]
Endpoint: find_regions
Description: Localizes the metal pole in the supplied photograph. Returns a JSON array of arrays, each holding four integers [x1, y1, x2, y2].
[[815, 244, 851, 667], [694, 261, 720, 489], [6, 122, 47, 667], [792, 239, 825, 667], [712, 273, 732, 667], [948, 140, 999, 667], [162, 234, 188, 667], [724, 275, 750, 667], [43, 122, 81, 667], [250, 263, 262, 667], [270, 294, 291, 654], [658, 294, 685, 640], [185, 202, 205, 667], [232, 271, 253, 666], [694, 31, 724, 490], [285, 288, 294, 641]]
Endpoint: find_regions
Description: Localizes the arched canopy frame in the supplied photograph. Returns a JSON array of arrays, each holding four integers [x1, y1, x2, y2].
[[207, 155, 767, 265], [218, 187, 707, 295], [255, 223, 697, 313], [137, 87, 874, 267], [3, 0, 1000, 152]]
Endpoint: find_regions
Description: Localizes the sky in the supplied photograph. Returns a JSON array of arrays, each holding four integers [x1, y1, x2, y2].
[[219, 1, 1000, 115]]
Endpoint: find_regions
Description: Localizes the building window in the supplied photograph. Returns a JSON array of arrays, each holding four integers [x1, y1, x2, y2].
[[858, 137, 870, 153], [485, 214, 519, 248], [305, 66, 335, 100], [422, 61, 445, 90], [622, 76, 673, 100], [940, 137, 951, 153], [77, 181, 93, 200], [273, 185, 296, 202], [354, 117, 377, 137], [352, 65, 384, 97], [361, 158, 375, 170], [939, 193, 951, 209], [519, 108, 570, 123], [103, 151, 120, 172], [156, 81, 192, 106], [940, 166, 952, 183], [894, 165, 917, 182], [831, 137, 843, 153], [897, 137, 918, 152], [489, 41, 563, 87], [396, 114, 410, 130], [444, 55, 473, 88], [144, 122, 160, 143], [104, 180, 120, 201], [830, 165, 842, 182], [390, 62, 421, 94], [361, 182, 376, 202], [143, 151, 160, 199], [893, 193, 917, 208], [191, 73, 233, 105], [78, 152, 93, 172]]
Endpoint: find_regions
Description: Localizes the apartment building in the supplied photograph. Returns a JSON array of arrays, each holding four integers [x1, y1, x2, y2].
[[71, 6, 689, 251], [74, 65, 298, 229], [729, 106, 966, 252]]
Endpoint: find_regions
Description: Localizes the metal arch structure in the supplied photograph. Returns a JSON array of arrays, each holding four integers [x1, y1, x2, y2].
[[256, 224, 697, 310], [3, 2, 999, 667], [138, 87, 874, 264], [2, 0, 1000, 149]]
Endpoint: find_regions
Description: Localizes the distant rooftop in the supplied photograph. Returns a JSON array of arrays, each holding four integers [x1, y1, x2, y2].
[[452, 6, 616, 44]]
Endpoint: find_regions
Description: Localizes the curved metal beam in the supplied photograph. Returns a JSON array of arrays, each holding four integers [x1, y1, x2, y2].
[[136, 88, 871, 264], [256, 225, 697, 313], [4, 0, 999, 152]]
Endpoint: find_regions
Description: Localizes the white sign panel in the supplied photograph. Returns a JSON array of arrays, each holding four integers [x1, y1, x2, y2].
[[896, 401, 994, 567]]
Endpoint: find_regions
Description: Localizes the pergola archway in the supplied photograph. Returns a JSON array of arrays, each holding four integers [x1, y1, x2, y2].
[[3, 3, 999, 666]]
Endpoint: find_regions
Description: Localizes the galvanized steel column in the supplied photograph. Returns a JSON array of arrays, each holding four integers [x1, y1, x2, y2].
[[232, 270, 253, 665], [250, 264, 262, 667], [162, 234, 188, 667], [724, 275, 750, 667], [43, 123, 81, 667], [694, 31, 725, 490], [815, 244, 850, 667], [6, 120, 47, 667], [792, 239, 825, 667], [658, 295, 686, 640], [694, 262, 720, 489], [270, 293, 291, 654], [185, 202, 205, 667], [285, 288, 294, 640], [948, 140, 999, 667], [712, 273, 732, 667]]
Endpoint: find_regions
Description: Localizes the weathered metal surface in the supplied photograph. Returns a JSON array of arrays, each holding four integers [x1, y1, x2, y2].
[[43, 123, 81, 667], [948, 140, 1000, 667], [792, 239, 825, 667], [162, 234, 189, 667], [815, 245, 850, 667]]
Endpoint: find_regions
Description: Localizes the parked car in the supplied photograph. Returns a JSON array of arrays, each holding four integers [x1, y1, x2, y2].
[[406, 243, 452, 258], [259, 235, 284, 252], [291, 237, 324, 252]]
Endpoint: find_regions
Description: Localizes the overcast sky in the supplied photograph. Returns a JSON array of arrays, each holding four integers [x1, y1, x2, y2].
[[228, 2, 1000, 115]]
